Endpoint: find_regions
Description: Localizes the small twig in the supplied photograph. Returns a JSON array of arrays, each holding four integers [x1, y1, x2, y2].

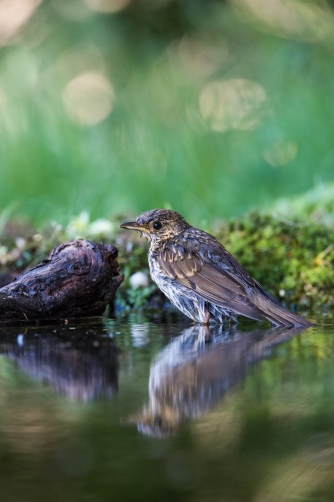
[[272, 213, 308, 228]]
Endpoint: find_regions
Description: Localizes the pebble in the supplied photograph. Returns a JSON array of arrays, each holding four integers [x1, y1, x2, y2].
[[129, 271, 149, 289]]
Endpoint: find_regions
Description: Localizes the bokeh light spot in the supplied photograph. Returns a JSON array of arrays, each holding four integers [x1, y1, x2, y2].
[[199, 78, 268, 132], [62, 72, 115, 126], [263, 141, 298, 167], [178, 35, 228, 79], [0, 0, 42, 46], [232, 0, 334, 42]]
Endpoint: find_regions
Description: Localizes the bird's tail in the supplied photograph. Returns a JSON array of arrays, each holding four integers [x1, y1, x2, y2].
[[252, 284, 312, 328]]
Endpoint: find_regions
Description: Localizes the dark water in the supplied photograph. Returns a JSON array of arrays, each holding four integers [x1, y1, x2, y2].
[[0, 311, 333, 502]]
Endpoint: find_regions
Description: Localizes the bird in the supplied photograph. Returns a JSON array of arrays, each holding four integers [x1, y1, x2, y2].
[[120, 209, 311, 328]]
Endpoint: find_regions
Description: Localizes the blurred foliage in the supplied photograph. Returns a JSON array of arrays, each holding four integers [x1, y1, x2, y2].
[[0, 0, 334, 225], [272, 182, 334, 227], [1, 181, 334, 309]]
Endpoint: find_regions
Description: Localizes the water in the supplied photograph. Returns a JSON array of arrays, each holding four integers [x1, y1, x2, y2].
[[0, 311, 333, 502]]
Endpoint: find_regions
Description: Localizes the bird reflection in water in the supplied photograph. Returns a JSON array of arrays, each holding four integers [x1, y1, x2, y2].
[[0, 323, 118, 401], [134, 324, 308, 436]]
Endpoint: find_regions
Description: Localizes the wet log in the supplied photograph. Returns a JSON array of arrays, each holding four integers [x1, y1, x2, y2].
[[0, 239, 123, 322]]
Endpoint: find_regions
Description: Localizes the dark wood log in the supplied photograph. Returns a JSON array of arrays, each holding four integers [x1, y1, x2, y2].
[[0, 239, 123, 322]]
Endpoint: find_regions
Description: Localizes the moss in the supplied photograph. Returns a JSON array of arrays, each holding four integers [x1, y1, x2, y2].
[[212, 212, 334, 307]]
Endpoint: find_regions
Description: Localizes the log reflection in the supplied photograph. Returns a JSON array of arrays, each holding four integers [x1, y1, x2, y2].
[[0, 323, 118, 401], [136, 324, 307, 436]]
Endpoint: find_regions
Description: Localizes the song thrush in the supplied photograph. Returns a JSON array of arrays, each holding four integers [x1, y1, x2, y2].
[[121, 209, 311, 327]]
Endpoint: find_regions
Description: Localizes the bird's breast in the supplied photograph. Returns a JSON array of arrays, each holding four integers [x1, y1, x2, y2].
[[148, 249, 162, 279]]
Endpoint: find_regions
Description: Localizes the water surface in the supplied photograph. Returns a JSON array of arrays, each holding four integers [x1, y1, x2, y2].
[[0, 311, 333, 502]]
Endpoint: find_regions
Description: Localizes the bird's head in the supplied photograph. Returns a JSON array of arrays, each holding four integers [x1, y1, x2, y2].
[[120, 209, 190, 243]]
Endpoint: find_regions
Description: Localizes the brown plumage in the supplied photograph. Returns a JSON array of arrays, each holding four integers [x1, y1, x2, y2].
[[120, 209, 311, 328]]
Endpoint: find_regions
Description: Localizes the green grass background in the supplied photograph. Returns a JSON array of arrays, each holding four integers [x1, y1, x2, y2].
[[1, 0, 334, 226]]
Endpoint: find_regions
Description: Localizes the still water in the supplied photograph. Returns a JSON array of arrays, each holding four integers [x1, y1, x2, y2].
[[0, 310, 333, 502]]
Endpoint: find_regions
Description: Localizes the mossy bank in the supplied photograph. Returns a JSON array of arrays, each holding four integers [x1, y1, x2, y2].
[[0, 200, 333, 313]]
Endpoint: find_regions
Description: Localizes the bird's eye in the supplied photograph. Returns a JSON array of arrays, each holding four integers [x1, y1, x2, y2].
[[153, 221, 162, 230]]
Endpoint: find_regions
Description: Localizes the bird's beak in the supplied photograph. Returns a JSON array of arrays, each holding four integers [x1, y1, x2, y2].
[[120, 221, 150, 234]]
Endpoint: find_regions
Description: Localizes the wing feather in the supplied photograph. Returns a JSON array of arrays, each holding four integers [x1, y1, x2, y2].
[[156, 242, 311, 327], [157, 249, 266, 320]]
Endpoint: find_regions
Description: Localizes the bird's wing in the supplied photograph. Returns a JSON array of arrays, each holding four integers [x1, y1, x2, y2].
[[157, 245, 266, 321], [157, 242, 311, 327]]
